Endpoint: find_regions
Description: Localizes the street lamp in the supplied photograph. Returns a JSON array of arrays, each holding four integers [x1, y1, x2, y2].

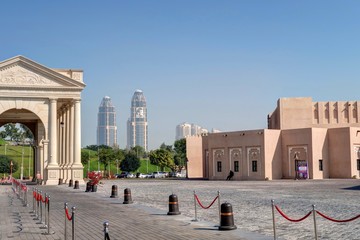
[[97, 148, 100, 172], [116, 159, 119, 174], [20, 145, 24, 180], [88, 149, 90, 174], [28, 144, 31, 178]]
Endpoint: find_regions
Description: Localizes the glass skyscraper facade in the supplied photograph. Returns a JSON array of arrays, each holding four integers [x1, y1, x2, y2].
[[127, 90, 148, 151], [97, 96, 117, 147]]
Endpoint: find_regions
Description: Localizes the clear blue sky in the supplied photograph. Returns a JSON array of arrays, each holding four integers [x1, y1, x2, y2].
[[1, 1, 360, 150]]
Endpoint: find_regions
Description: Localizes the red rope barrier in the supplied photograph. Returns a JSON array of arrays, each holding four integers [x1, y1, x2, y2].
[[65, 208, 72, 221], [194, 194, 219, 209], [41, 195, 46, 203], [33, 191, 36, 198], [316, 211, 360, 223], [37, 193, 42, 202], [275, 205, 312, 222]]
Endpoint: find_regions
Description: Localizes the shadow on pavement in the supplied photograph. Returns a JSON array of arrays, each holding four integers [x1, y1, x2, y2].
[[342, 185, 360, 190]]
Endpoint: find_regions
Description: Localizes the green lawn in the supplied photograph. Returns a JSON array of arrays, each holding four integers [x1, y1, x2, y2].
[[0, 144, 33, 179], [83, 149, 171, 177], [0, 145, 169, 179]]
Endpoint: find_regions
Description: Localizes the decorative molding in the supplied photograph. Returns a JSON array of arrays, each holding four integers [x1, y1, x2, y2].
[[229, 148, 242, 170], [0, 64, 62, 86], [247, 147, 261, 176], [288, 146, 308, 176]]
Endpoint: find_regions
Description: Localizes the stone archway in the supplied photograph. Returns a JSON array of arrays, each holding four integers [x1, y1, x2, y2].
[[0, 56, 86, 185]]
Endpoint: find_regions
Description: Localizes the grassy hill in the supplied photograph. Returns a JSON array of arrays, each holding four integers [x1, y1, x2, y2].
[[0, 145, 170, 179], [0, 143, 33, 179], [83, 149, 170, 177]]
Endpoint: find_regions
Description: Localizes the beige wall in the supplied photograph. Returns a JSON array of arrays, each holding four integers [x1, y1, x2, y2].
[[187, 97, 360, 180], [269, 97, 360, 130], [263, 129, 282, 180], [328, 128, 351, 178], [277, 97, 313, 130], [310, 128, 329, 179], [186, 136, 204, 178], [203, 130, 266, 180]]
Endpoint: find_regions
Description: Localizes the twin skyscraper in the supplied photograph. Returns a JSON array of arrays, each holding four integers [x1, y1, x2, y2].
[[97, 90, 148, 151]]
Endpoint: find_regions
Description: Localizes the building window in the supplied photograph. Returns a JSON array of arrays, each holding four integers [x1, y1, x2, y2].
[[217, 161, 222, 172], [319, 160, 323, 171], [252, 161, 257, 172], [357, 159, 360, 171], [234, 161, 239, 172]]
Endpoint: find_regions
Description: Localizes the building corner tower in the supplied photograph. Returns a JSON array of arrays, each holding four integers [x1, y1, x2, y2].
[[97, 96, 117, 147], [127, 90, 148, 151]]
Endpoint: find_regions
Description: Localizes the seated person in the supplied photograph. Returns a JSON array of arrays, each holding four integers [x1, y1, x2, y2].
[[226, 170, 234, 180]]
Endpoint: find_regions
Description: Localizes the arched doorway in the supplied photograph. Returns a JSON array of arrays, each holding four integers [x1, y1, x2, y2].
[[0, 56, 86, 185]]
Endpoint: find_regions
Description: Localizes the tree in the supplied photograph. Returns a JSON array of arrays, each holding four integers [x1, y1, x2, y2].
[[113, 148, 125, 163], [131, 146, 146, 158], [120, 152, 140, 172], [20, 124, 34, 140], [85, 145, 99, 151], [0, 155, 18, 174], [160, 143, 173, 152], [98, 148, 115, 174], [149, 149, 174, 171], [0, 123, 34, 143], [174, 138, 187, 168], [2, 123, 20, 142], [81, 150, 90, 165]]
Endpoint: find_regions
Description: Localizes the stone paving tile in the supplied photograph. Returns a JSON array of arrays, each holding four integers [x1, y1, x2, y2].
[[2, 179, 359, 240], [1, 183, 260, 240]]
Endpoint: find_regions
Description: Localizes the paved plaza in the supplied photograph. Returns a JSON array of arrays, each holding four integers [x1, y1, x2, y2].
[[0, 179, 359, 240]]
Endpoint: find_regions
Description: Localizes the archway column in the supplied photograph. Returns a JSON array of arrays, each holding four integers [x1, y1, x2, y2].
[[45, 98, 60, 185], [71, 99, 84, 184]]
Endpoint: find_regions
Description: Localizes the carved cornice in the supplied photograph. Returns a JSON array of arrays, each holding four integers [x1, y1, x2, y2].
[[0, 63, 61, 86], [0, 56, 85, 89]]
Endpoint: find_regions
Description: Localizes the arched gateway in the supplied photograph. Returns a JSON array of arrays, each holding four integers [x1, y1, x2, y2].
[[0, 56, 85, 185]]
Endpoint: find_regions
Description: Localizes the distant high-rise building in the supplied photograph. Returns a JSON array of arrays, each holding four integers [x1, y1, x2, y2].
[[175, 123, 208, 140], [97, 96, 117, 147], [127, 90, 148, 151], [176, 123, 192, 140]]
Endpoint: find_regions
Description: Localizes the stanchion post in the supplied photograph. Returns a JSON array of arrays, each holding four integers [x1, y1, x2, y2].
[[193, 190, 198, 222], [271, 200, 277, 240], [71, 206, 76, 240], [35, 189, 40, 219], [43, 195, 55, 235], [103, 221, 110, 240], [23, 183, 27, 207], [39, 190, 43, 224], [312, 205, 318, 240], [32, 187, 35, 213], [64, 202, 68, 240], [44, 193, 48, 227], [218, 191, 221, 221]]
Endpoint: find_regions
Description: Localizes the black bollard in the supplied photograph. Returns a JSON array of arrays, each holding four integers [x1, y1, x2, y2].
[[218, 202, 237, 230], [110, 185, 118, 198], [68, 179, 73, 187], [167, 194, 181, 215], [123, 188, 133, 204], [85, 182, 91, 192], [73, 180, 79, 189], [58, 178, 63, 185], [91, 184, 97, 192]]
